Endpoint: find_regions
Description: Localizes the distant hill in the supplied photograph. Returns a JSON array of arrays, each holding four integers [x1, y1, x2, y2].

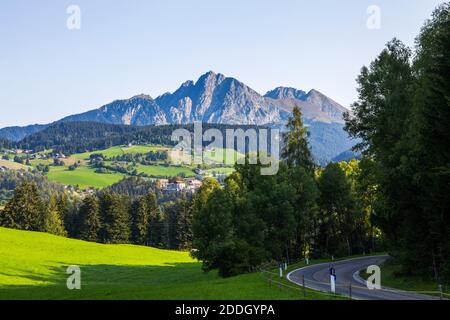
[[332, 149, 361, 162], [0, 124, 48, 142], [17, 121, 275, 155]]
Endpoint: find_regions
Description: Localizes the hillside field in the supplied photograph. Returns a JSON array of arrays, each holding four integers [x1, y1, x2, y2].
[[0, 227, 338, 300], [72, 145, 169, 160], [0, 159, 30, 170], [46, 166, 125, 189]]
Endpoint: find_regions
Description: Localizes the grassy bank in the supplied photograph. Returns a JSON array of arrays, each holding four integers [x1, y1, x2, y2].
[[0, 227, 336, 300], [359, 258, 449, 296]]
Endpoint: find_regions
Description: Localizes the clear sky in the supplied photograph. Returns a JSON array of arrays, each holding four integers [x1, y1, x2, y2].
[[0, 0, 445, 128]]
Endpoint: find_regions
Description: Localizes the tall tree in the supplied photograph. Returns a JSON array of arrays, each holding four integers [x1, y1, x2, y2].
[[77, 195, 101, 242], [344, 39, 416, 251], [192, 187, 235, 276], [317, 163, 357, 257], [100, 192, 131, 244], [146, 190, 162, 247], [131, 196, 149, 245], [42, 195, 67, 236], [0, 182, 43, 231], [282, 106, 315, 172], [407, 3, 450, 280]]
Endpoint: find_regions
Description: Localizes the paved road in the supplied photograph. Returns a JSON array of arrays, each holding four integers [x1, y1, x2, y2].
[[287, 255, 441, 300]]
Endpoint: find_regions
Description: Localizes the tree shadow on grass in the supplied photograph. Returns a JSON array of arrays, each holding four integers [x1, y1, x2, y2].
[[0, 262, 220, 300]]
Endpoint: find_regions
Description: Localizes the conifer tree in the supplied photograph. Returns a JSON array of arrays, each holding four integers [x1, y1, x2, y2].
[[77, 195, 101, 242], [42, 195, 67, 236], [282, 106, 315, 172], [132, 196, 149, 245], [100, 192, 131, 244], [0, 182, 43, 231]]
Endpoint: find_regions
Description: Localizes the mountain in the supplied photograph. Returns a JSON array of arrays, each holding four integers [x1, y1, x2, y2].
[[155, 71, 282, 125], [264, 87, 307, 100], [0, 71, 355, 164], [264, 88, 348, 124], [0, 124, 49, 142], [332, 149, 361, 162], [60, 94, 168, 125]]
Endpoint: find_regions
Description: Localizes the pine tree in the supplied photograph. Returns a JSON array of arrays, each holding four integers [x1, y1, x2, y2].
[[146, 190, 162, 247], [0, 182, 43, 231], [42, 195, 67, 236], [77, 195, 101, 242], [282, 106, 315, 172], [100, 192, 131, 244], [132, 196, 149, 245], [175, 196, 193, 250]]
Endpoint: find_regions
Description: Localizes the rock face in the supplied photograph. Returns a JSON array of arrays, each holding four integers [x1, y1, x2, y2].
[[155, 71, 282, 125], [60, 95, 168, 126]]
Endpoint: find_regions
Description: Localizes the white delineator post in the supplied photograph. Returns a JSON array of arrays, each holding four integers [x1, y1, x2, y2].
[[330, 267, 336, 293]]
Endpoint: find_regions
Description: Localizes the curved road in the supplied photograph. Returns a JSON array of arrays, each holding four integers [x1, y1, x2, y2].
[[287, 255, 441, 300]]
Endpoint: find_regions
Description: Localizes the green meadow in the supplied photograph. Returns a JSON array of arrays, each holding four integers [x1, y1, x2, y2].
[[203, 167, 235, 176], [46, 166, 125, 189], [135, 164, 195, 177], [72, 145, 169, 160], [0, 227, 338, 300]]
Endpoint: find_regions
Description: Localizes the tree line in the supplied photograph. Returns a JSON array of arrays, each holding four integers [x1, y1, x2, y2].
[[344, 4, 449, 282], [15, 121, 272, 155], [0, 179, 194, 249]]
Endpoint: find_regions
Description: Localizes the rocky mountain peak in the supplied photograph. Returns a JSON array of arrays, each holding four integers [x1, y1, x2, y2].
[[264, 87, 307, 100]]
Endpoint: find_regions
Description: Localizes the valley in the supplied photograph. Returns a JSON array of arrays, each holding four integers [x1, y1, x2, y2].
[[0, 143, 237, 191]]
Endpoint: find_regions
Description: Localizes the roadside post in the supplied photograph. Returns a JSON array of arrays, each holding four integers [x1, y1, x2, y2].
[[284, 262, 287, 271], [306, 257, 309, 265], [279, 264, 283, 278], [302, 275, 306, 298], [330, 267, 336, 293]]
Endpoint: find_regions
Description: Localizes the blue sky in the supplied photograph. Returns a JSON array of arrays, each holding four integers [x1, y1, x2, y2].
[[0, 0, 445, 128]]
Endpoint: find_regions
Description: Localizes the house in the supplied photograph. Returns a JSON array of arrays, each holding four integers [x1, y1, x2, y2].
[[188, 179, 202, 189], [162, 179, 187, 192], [156, 179, 169, 188]]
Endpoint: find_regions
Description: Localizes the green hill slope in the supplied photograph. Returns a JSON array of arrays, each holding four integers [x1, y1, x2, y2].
[[0, 227, 327, 300]]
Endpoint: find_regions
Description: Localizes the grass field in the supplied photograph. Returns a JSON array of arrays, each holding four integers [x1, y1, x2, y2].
[[203, 167, 235, 176], [73, 145, 169, 160], [136, 164, 195, 177], [0, 159, 30, 170], [0, 227, 340, 300], [46, 166, 125, 189]]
